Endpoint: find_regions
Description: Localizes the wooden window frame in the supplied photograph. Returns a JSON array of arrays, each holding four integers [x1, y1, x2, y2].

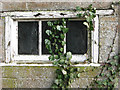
[[4, 10, 113, 64]]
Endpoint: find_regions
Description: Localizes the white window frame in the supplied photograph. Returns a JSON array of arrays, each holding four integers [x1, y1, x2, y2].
[[4, 10, 113, 64]]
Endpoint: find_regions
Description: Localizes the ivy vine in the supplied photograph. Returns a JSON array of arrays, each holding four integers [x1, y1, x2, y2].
[[44, 4, 97, 89], [90, 54, 120, 88], [44, 4, 120, 89], [45, 5, 120, 88]]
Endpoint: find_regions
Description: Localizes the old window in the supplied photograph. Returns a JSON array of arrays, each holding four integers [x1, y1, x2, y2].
[[4, 11, 99, 64]]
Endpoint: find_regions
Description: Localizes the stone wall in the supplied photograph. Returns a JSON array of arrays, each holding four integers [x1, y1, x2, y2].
[[0, 1, 119, 88], [2, 66, 100, 88]]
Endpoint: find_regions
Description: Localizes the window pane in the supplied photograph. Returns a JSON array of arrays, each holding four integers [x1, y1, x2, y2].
[[18, 21, 39, 55], [42, 21, 63, 55], [42, 21, 50, 54], [66, 20, 87, 54]]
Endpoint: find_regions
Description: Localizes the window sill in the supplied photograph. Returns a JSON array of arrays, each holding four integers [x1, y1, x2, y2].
[[0, 63, 101, 67]]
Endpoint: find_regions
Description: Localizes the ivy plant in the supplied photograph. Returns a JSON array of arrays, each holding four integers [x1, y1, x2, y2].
[[45, 4, 96, 88], [90, 54, 120, 88]]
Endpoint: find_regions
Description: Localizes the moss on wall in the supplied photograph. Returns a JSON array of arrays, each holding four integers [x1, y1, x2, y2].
[[2, 66, 101, 88]]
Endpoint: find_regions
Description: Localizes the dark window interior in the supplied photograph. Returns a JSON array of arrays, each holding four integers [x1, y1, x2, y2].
[[18, 21, 39, 55], [42, 20, 87, 55], [66, 20, 87, 54], [18, 20, 87, 55], [42, 21, 50, 54], [42, 21, 62, 54]]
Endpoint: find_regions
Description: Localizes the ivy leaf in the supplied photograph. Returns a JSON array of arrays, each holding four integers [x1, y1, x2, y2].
[[55, 44, 58, 49], [70, 73, 74, 78], [60, 34, 65, 39], [65, 60, 68, 64], [52, 34, 55, 38], [53, 61, 58, 65], [83, 22, 89, 28], [89, 21, 94, 30], [63, 28, 69, 33], [58, 52, 62, 56], [96, 75, 99, 78], [45, 39, 51, 45], [77, 68, 80, 72], [118, 67, 120, 70], [103, 81, 107, 86], [106, 74, 110, 77], [49, 56, 54, 61], [77, 14, 82, 17], [62, 41, 66, 46], [57, 25, 61, 31], [76, 6, 82, 11], [46, 30, 52, 36], [55, 36, 59, 38], [54, 55, 59, 59], [100, 73, 104, 77], [110, 61, 116, 66], [55, 79, 59, 85], [63, 65, 67, 68], [57, 75, 63, 79], [59, 59, 64, 64], [62, 18, 66, 25], [66, 52, 72, 60], [113, 56, 119, 60], [108, 67, 112, 71], [47, 21, 53, 26], [77, 73, 80, 78], [62, 69, 67, 75], [60, 48, 64, 52], [70, 68, 74, 72], [109, 77, 113, 81], [51, 84, 58, 88]]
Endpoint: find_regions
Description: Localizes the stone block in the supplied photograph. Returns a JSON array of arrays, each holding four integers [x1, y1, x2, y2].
[[100, 16, 118, 22], [2, 66, 56, 78], [26, 2, 113, 11], [16, 78, 54, 88], [2, 2, 26, 11], [86, 68, 100, 78], [99, 19, 118, 62], [70, 78, 89, 88]]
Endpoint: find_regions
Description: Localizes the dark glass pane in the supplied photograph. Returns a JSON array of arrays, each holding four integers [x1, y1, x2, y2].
[[42, 21, 63, 54], [42, 21, 50, 54], [18, 21, 39, 55], [66, 20, 87, 54]]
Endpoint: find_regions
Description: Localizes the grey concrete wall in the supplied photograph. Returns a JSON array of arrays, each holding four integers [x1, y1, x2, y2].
[[0, 1, 119, 88]]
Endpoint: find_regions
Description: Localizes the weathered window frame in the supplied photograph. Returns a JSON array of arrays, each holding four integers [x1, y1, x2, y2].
[[4, 10, 113, 64]]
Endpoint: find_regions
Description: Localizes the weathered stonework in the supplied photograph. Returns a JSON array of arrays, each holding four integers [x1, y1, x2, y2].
[[0, 1, 119, 89], [99, 15, 118, 62], [2, 2, 26, 11], [0, 2, 117, 11], [2, 66, 101, 88]]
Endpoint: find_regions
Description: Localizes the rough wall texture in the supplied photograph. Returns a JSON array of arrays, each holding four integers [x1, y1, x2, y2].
[[2, 66, 100, 88], [0, 1, 119, 88]]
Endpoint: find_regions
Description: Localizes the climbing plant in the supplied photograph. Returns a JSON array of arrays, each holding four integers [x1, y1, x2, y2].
[[44, 4, 97, 88], [90, 54, 120, 88]]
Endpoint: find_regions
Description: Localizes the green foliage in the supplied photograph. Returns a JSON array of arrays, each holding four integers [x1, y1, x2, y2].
[[90, 55, 120, 88], [45, 4, 97, 88], [76, 4, 96, 31]]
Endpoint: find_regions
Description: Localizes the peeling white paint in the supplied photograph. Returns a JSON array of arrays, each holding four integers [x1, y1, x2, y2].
[[4, 10, 113, 64]]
